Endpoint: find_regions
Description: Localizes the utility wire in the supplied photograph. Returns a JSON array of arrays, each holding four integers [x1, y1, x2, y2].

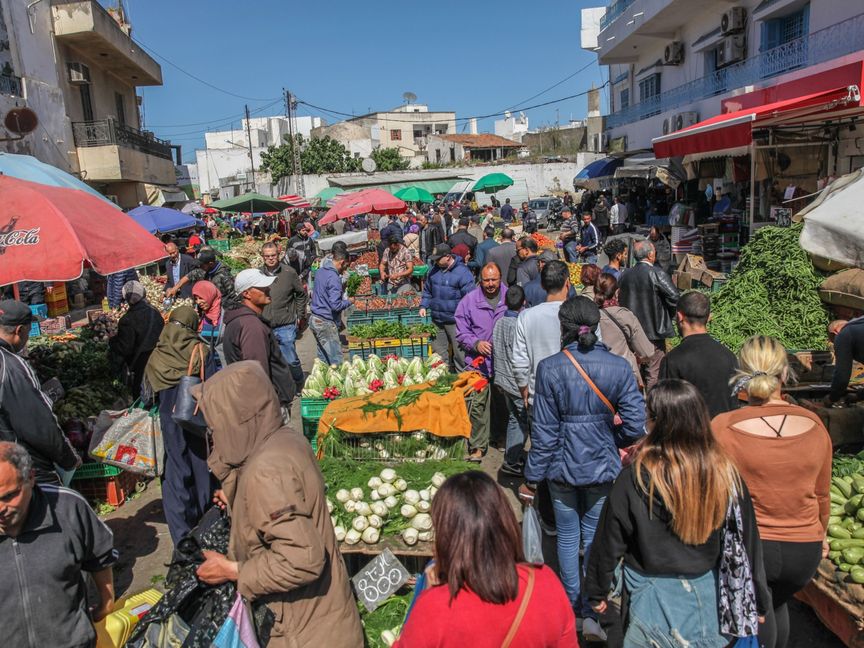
[[133, 38, 280, 102], [501, 59, 598, 113]]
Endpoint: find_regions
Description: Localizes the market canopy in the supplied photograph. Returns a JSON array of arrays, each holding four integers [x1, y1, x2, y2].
[[472, 172, 514, 194], [277, 193, 312, 208], [313, 187, 345, 205], [128, 205, 199, 234], [319, 188, 406, 226], [573, 157, 624, 190], [393, 186, 435, 203], [653, 85, 861, 159], [209, 192, 292, 213], [797, 168, 864, 268], [0, 175, 166, 285], [0, 151, 120, 208], [614, 154, 687, 188]]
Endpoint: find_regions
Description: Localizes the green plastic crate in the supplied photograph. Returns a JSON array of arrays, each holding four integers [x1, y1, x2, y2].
[[72, 462, 123, 481], [209, 239, 230, 252], [301, 397, 330, 420], [302, 418, 319, 453]]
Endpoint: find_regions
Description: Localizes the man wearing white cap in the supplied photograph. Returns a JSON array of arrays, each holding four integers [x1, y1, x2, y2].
[[222, 269, 296, 411]]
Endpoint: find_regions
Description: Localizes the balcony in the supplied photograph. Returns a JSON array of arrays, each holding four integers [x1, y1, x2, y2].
[[52, 1, 162, 86], [72, 119, 175, 184], [600, 0, 636, 31], [0, 74, 22, 97], [606, 13, 864, 129]]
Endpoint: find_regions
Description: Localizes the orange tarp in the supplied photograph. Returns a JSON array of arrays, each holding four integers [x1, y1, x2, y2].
[[316, 371, 484, 441]]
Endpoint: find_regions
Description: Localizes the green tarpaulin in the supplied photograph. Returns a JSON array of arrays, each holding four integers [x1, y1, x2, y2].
[[210, 192, 291, 212], [314, 187, 345, 203]]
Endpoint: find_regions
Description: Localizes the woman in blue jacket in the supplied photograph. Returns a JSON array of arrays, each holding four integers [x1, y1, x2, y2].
[[520, 296, 645, 642]]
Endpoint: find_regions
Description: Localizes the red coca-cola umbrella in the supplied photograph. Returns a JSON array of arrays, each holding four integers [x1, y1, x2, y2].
[[0, 175, 167, 286], [318, 188, 406, 226]]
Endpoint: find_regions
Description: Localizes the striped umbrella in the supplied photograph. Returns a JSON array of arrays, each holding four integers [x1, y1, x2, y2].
[[277, 193, 311, 208]]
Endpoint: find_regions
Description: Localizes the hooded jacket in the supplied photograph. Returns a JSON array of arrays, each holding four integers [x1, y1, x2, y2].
[[222, 305, 295, 405], [454, 285, 507, 377], [310, 259, 350, 323], [195, 362, 363, 648], [420, 257, 475, 325]]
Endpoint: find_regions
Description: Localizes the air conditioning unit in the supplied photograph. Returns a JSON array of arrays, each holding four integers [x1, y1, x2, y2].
[[721, 7, 747, 35], [717, 35, 747, 67], [675, 111, 700, 130], [67, 62, 91, 85], [662, 118, 673, 135], [663, 42, 685, 66]]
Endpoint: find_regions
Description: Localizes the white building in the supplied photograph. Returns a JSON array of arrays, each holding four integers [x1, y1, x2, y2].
[[494, 112, 530, 142], [195, 115, 324, 198], [582, 0, 864, 219]]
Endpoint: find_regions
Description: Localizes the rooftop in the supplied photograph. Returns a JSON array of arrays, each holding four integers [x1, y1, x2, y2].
[[435, 134, 523, 148]]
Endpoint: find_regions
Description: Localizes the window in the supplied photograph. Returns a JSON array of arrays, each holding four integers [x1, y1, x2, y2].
[[435, 149, 441, 163], [115, 92, 126, 126], [390, 129, 402, 141], [79, 84, 94, 121], [619, 88, 630, 111], [760, 3, 809, 76], [638, 73, 661, 117]]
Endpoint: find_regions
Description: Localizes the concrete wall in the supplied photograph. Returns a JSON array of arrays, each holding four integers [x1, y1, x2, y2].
[[204, 116, 323, 150], [522, 127, 587, 154], [196, 146, 267, 196], [76, 144, 175, 185]]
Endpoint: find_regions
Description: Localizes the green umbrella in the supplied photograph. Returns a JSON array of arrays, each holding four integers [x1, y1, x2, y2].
[[472, 172, 514, 194], [393, 186, 435, 203], [209, 191, 292, 213], [313, 187, 345, 204]]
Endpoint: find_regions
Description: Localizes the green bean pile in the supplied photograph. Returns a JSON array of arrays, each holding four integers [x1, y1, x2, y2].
[[707, 223, 829, 351]]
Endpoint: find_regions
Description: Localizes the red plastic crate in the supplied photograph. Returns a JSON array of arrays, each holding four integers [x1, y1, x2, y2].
[[72, 469, 141, 507]]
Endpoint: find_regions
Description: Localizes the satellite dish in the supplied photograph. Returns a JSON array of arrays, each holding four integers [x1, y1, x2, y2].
[[4, 108, 38, 135], [402, 91, 417, 104], [362, 158, 377, 174], [504, 111, 511, 119]]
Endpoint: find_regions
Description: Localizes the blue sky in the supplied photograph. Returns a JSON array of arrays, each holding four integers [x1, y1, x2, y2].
[[122, 0, 608, 162]]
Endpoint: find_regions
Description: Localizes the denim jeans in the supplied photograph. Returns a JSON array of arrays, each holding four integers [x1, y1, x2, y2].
[[548, 481, 612, 619], [564, 241, 580, 263], [579, 254, 598, 265], [272, 324, 304, 383], [309, 315, 343, 365], [503, 391, 529, 466]]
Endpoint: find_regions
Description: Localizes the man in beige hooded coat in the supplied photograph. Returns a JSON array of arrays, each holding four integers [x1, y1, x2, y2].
[[192, 361, 363, 647]]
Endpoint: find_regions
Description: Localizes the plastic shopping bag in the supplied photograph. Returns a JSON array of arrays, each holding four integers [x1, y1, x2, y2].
[[212, 593, 260, 648], [522, 504, 544, 565], [89, 404, 164, 477]]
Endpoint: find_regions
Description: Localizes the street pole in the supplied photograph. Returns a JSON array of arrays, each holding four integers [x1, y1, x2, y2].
[[244, 104, 256, 190], [284, 89, 305, 196]]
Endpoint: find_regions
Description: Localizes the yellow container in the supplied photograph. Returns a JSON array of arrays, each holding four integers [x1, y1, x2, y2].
[[95, 588, 162, 648]]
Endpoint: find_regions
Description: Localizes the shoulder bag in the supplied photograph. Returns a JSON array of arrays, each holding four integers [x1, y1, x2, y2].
[[562, 348, 622, 426], [719, 488, 760, 640], [501, 566, 536, 648], [171, 344, 208, 437]]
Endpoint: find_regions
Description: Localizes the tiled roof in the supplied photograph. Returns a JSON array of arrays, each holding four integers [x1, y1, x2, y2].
[[435, 134, 523, 148]]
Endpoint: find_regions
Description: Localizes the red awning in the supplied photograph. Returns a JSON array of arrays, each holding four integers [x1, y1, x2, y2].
[[652, 86, 860, 158]]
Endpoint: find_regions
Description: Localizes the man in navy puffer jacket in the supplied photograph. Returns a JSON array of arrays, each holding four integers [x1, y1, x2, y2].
[[420, 244, 474, 371]]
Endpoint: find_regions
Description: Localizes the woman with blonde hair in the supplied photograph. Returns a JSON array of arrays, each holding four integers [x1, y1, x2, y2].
[[586, 380, 769, 647], [712, 335, 832, 648]]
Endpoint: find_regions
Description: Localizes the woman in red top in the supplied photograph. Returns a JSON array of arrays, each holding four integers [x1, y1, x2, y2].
[[394, 472, 577, 648]]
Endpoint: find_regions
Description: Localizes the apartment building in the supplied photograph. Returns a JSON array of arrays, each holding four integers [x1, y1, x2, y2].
[[0, 0, 177, 207], [582, 0, 864, 220]]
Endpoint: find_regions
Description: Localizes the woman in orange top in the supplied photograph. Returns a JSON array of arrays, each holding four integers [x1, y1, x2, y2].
[[712, 335, 832, 648]]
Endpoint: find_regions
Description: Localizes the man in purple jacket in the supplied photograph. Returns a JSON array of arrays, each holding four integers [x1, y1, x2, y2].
[[454, 263, 507, 461]]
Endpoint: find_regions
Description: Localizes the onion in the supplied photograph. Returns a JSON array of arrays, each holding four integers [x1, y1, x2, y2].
[[334, 525, 346, 542], [400, 504, 418, 519], [431, 472, 446, 488], [371, 502, 388, 517], [368, 514, 383, 529], [350, 487, 364, 501], [345, 529, 361, 545], [380, 468, 396, 483], [352, 516, 369, 531], [393, 478, 408, 492], [416, 500, 430, 513], [361, 527, 380, 544], [335, 489, 351, 503], [402, 527, 419, 546], [410, 513, 433, 530], [403, 490, 420, 505], [368, 476, 383, 489], [384, 495, 398, 509]]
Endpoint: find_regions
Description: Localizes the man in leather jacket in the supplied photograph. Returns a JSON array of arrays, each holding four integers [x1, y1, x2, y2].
[[618, 240, 679, 388]]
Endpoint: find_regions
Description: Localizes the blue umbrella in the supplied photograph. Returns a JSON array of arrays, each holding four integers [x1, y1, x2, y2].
[[573, 157, 624, 189], [0, 151, 120, 208], [128, 205, 199, 234]]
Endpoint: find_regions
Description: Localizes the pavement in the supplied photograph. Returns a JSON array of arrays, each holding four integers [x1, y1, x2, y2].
[[102, 312, 844, 646]]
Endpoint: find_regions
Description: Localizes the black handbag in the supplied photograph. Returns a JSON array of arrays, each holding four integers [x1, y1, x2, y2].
[[172, 344, 208, 437]]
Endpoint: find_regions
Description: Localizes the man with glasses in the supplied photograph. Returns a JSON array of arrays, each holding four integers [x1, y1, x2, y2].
[[223, 269, 296, 416], [261, 242, 307, 392]]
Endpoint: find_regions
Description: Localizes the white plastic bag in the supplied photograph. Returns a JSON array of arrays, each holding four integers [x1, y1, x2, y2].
[[89, 405, 163, 477], [522, 504, 544, 564]]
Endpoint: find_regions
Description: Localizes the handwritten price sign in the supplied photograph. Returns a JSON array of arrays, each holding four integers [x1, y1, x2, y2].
[[351, 548, 411, 612]]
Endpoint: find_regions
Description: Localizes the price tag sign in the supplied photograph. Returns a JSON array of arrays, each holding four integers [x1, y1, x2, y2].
[[352, 548, 411, 612], [355, 264, 370, 276]]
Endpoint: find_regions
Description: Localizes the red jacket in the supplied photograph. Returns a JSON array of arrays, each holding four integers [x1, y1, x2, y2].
[[394, 564, 578, 648]]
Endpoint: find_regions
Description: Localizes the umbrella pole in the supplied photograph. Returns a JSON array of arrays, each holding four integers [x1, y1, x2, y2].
[[12, 283, 20, 300]]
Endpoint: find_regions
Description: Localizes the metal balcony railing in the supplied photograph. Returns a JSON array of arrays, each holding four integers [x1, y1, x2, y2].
[[600, 0, 636, 31], [0, 75, 22, 97], [72, 119, 173, 160], [606, 13, 864, 130]]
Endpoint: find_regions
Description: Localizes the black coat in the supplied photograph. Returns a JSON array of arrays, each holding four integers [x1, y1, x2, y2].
[[165, 254, 198, 299], [420, 224, 444, 264], [108, 300, 164, 396], [618, 261, 679, 340]]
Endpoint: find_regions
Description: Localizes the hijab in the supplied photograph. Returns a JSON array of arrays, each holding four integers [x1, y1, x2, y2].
[[192, 280, 222, 330], [192, 361, 283, 503], [144, 305, 203, 393]]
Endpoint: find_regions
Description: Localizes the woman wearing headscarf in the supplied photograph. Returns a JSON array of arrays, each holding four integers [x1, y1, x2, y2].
[[192, 280, 224, 368], [192, 361, 364, 648], [519, 296, 646, 642], [108, 280, 164, 397], [144, 306, 213, 546]]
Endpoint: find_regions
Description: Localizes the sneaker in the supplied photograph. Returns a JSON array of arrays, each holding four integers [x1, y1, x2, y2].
[[499, 462, 524, 478], [582, 617, 607, 643]]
